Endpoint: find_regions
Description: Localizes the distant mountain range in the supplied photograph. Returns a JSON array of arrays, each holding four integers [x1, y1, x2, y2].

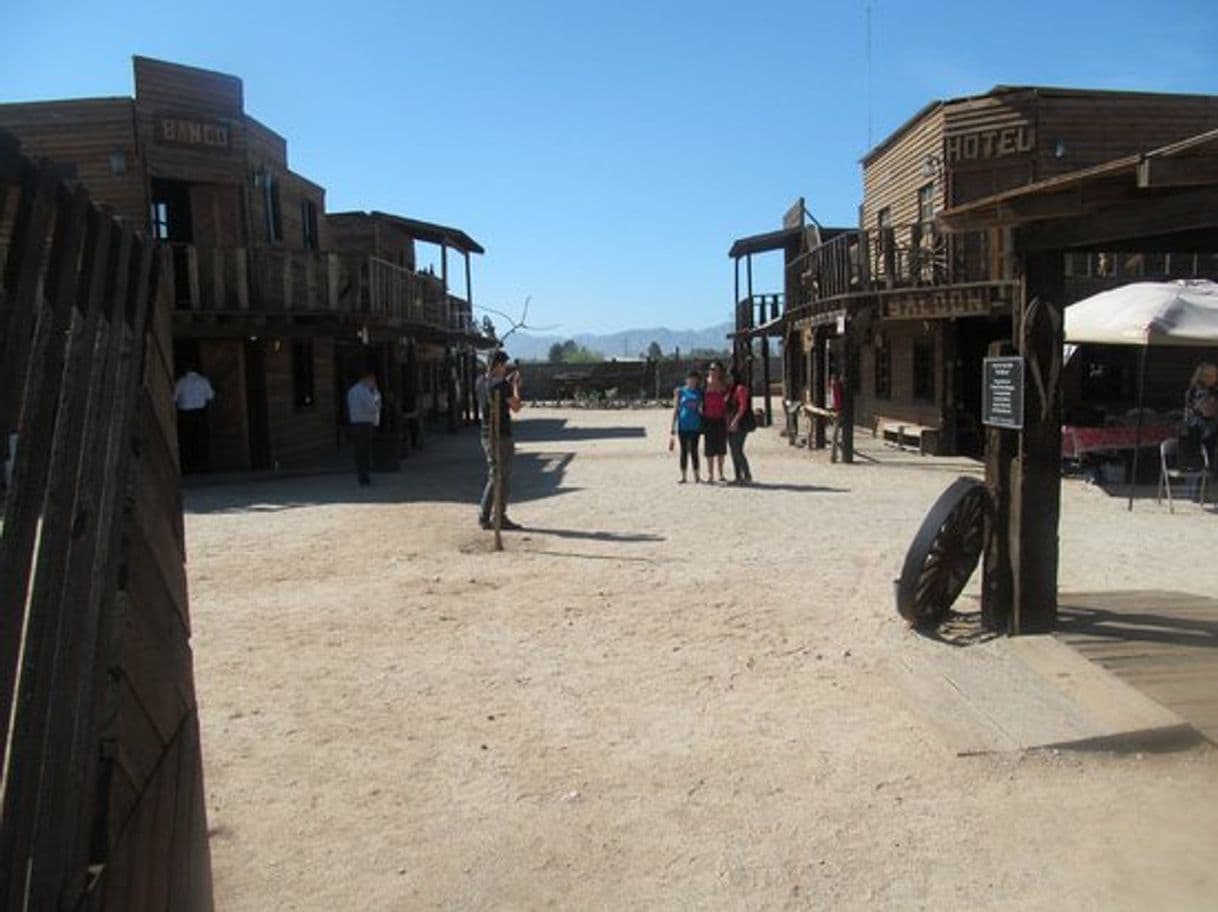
[[504, 322, 735, 362]]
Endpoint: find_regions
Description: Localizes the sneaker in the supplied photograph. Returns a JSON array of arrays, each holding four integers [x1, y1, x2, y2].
[[478, 517, 492, 530], [500, 517, 523, 531]]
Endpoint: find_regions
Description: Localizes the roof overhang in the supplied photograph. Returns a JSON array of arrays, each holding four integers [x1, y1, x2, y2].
[[937, 128, 1218, 247], [328, 210, 484, 254]]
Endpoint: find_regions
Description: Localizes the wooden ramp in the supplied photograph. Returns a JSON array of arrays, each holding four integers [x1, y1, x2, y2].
[[886, 634, 1195, 756], [1055, 590, 1218, 745]]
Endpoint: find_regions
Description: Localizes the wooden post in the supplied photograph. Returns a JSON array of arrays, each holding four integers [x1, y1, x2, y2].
[[1010, 249, 1065, 634], [941, 321, 957, 454], [464, 250, 473, 310], [811, 327, 827, 449], [982, 340, 1016, 631], [446, 347, 458, 432], [840, 319, 856, 464], [491, 387, 503, 552], [746, 255, 754, 391], [733, 257, 740, 365], [761, 328, 772, 428]]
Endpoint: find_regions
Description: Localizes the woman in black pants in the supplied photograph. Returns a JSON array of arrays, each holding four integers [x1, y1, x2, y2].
[[670, 370, 704, 483], [727, 367, 753, 484]]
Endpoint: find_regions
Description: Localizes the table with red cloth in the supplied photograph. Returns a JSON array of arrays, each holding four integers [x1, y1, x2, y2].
[[1061, 424, 1179, 459]]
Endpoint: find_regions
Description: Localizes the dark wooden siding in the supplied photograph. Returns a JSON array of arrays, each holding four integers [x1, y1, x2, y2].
[[265, 336, 338, 467], [856, 319, 944, 429], [0, 99, 146, 225], [1037, 90, 1218, 177]]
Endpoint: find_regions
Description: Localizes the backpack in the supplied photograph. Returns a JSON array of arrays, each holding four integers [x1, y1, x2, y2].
[[732, 384, 757, 432], [740, 403, 757, 433]]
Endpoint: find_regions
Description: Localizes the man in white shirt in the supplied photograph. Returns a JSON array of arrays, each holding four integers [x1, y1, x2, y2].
[[173, 366, 215, 473], [346, 370, 382, 486]]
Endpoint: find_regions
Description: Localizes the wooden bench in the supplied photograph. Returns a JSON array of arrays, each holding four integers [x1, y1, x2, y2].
[[874, 416, 938, 456]]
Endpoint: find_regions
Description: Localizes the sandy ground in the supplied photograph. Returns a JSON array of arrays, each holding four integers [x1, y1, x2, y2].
[[185, 407, 1218, 911]]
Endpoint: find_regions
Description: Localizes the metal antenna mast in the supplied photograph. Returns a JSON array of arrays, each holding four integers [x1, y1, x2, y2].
[[865, 2, 874, 151]]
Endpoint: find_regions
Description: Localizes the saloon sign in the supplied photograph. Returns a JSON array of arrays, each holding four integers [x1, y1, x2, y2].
[[944, 123, 1035, 164], [155, 115, 232, 152]]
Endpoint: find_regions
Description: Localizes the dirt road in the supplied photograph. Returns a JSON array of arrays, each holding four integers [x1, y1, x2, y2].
[[185, 408, 1218, 910]]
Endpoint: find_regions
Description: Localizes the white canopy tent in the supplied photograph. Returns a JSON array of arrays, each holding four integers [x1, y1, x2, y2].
[[1064, 280, 1218, 509]]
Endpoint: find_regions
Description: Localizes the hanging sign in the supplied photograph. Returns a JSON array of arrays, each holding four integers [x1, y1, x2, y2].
[[982, 356, 1024, 429]]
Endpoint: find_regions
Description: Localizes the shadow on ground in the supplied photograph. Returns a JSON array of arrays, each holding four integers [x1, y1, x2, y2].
[[513, 416, 648, 443], [184, 432, 579, 516], [1057, 591, 1218, 649], [521, 526, 664, 543], [744, 481, 850, 494]]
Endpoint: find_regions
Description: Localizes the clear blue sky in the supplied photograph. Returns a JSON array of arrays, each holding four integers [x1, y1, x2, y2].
[[4, 1, 1216, 334]]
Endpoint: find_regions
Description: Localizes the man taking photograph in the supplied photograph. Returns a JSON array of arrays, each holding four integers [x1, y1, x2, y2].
[[479, 350, 523, 530]]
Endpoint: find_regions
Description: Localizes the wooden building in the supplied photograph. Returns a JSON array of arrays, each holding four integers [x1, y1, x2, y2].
[[779, 86, 1218, 457], [0, 56, 491, 473]]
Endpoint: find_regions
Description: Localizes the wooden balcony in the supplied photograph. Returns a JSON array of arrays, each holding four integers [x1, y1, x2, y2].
[[735, 293, 784, 336], [788, 226, 1218, 315], [167, 244, 463, 333], [787, 224, 1003, 308]]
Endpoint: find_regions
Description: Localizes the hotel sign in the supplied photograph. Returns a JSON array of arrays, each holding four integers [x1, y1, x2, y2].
[[155, 115, 233, 152], [883, 289, 994, 320], [944, 124, 1035, 164]]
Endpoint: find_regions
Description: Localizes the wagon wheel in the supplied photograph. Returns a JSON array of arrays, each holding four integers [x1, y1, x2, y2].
[[896, 477, 991, 627]]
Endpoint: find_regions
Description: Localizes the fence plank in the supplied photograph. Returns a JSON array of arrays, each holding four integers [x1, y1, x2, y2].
[[2, 200, 110, 906], [0, 141, 211, 911]]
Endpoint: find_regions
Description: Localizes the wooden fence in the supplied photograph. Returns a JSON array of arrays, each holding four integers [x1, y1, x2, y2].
[[0, 133, 212, 908]]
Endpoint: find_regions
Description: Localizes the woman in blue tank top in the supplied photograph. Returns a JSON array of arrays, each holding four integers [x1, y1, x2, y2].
[[670, 370, 704, 483]]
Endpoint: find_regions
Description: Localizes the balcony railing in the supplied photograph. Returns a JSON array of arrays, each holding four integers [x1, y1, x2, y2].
[[735, 293, 783, 333], [787, 224, 1000, 306], [167, 244, 467, 333]]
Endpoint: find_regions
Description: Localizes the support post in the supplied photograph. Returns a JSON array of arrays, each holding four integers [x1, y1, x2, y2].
[[811, 327, 827, 450], [464, 250, 473, 310], [746, 255, 754, 391], [982, 340, 1015, 632], [761, 330, 772, 427], [1011, 249, 1064, 634], [491, 387, 503, 551], [839, 318, 857, 463]]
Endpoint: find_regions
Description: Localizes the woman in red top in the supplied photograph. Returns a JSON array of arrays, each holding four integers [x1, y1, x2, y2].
[[727, 367, 754, 484], [702, 363, 729, 482]]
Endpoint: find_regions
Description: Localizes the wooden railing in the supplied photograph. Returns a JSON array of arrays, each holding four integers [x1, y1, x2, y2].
[[735, 293, 783, 332], [788, 224, 998, 305], [367, 255, 447, 325], [167, 244, 465, 331]]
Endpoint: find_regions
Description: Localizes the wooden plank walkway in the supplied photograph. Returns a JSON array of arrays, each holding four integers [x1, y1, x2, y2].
[[1055, 590, 1218, 744]]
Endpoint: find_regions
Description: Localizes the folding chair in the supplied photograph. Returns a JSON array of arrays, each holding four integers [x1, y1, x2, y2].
[[1157, 436, 1210, 513]]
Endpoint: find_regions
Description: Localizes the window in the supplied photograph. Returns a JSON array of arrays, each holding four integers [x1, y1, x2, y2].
[[301, 199, 319, 250], [151, 201, 170, 241], [917, 183, 935, 224], [874, 333, 891, 399], [876, 207, 891, 231], [265, 174, 283, 243], [1064, 253, 1091, 278], [913, 337, 935, 401], [292, 341, 315, 409]]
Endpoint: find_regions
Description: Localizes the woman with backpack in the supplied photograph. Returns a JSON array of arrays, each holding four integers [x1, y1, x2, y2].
[[726, 367, 755, 485]]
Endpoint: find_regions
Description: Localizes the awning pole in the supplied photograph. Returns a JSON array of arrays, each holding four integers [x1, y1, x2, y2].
[[1127, 345, 1148, 511]]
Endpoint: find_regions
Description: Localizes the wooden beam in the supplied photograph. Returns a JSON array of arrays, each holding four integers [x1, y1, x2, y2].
[[1010, 251, 1065, 635], [1019, 185, 1218, 252], [982, 340, 1016, 632], [1136, 155, 1218, 189]]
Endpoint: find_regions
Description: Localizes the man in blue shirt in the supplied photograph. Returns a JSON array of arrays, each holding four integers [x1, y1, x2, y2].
[[479, 350, 523, 529], [347, 370, 382, 486]]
